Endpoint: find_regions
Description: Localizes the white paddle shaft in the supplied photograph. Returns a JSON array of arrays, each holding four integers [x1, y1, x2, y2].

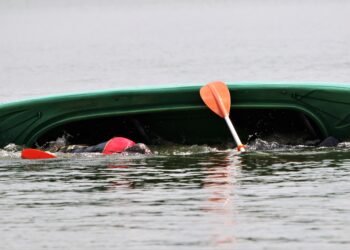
[[205, 83, 245, 152], [224, 115, 245, 152]]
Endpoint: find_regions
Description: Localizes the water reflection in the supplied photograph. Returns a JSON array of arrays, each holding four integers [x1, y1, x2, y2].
[[241, 149, 350, 175], [201, 154, 241, 248], [96, 152, 241, 249], [1, 148, 350, 250]]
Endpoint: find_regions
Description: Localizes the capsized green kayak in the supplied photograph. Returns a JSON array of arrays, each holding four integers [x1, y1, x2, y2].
[[1, 82, 350, 148]]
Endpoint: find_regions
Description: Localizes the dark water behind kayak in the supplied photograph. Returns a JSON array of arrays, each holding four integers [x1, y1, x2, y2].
[[1, 0, 350, 102], [1, 145, 350, 250]]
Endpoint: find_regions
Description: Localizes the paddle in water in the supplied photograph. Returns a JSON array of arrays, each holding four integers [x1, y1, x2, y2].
[[21, 148, 57, 159], [200, 81, 246, 152]]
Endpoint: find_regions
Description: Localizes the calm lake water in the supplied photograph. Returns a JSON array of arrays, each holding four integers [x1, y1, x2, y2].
[[1, 147, 350, 250], [1, 0, 350, 249]]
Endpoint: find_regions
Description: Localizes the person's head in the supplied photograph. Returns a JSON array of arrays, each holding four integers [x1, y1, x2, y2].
[[125, 143, 151, 154]]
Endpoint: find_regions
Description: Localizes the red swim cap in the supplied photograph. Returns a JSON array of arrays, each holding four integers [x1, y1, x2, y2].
[[102, 137, 136, 155]]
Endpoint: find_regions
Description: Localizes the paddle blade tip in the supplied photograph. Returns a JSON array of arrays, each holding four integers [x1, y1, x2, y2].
[[200, 81, 231, 118], [21, 148, 57, 160]]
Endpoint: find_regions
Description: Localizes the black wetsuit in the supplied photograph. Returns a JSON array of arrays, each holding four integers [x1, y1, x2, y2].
[[318, 136, 340, 147], [69, 142, 107, 153]]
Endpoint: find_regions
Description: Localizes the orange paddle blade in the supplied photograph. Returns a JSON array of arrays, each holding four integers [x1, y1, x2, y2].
[[200, 81, 231, 118], [21, 148, 57, 159]]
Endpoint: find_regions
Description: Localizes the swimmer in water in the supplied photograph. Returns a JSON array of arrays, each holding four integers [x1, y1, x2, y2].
[[65, 137, 151, 154]]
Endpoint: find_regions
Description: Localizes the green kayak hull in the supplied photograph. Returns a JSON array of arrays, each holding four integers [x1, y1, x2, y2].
[[1, 82, 350, 148]]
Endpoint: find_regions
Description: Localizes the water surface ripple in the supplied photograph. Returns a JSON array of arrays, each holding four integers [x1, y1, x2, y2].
[[1, 148, 349, 250]]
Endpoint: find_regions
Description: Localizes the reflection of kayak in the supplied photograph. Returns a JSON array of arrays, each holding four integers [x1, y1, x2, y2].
[[1, 82, 350, 148]]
